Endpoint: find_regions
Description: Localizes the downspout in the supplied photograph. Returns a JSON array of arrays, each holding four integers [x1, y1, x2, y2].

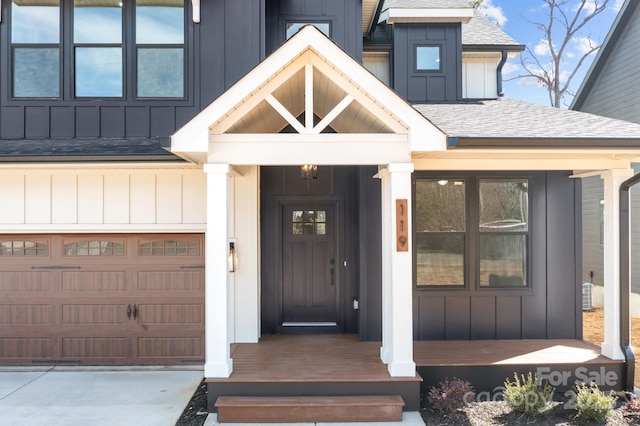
[[620, 172, 640, 392], [496, 50, 508, 97]]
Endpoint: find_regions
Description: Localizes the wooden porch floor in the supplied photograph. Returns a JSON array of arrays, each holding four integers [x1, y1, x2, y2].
[[207, 335, 618, 384]]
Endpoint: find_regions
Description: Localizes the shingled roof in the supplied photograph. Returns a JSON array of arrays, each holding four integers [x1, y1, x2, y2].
[[414, 98, 640, 146], [382, 0, 523, 50]]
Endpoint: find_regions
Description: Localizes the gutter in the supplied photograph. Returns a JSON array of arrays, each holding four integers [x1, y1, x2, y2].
[[619, 172, 639, 392], [496, 50, 508, 97]]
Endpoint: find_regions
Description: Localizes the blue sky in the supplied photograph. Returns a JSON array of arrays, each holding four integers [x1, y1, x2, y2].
[[477, 0, 625, 107]]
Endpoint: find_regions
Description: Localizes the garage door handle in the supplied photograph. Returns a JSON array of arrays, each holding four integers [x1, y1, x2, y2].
[[31, 266, 81, 270], [133, 304, 138, 320], [127, 304, 132, 319]]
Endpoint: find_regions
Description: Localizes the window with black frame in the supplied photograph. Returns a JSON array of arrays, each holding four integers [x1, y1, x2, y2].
[[415, 175, 530, 289], [10, 0, 185, 99]]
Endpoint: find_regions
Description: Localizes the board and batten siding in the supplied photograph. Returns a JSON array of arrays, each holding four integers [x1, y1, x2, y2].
[[412, 172, 583, 340], [577, 6, 640, 124], [0, 168, 206, 230]]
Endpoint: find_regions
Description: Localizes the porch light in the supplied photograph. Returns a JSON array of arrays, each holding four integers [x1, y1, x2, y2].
[[228, 242, 237, 273], [437, 179, 448, 186], [301, 164, 318, 180]]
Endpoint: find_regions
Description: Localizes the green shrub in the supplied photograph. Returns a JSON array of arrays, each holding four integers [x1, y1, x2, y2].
[[574, 382, 615, 423], [503, 372, 554, 417], [427, 377, 475, 416]]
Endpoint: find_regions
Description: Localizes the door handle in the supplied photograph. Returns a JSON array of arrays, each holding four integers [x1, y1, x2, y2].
[[133, 304, 138, 320], [127, 304, 132, 320], [329, 258, 335, 286]]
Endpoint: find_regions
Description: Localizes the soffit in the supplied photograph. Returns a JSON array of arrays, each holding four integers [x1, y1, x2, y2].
[[363, 0, 380, 36]]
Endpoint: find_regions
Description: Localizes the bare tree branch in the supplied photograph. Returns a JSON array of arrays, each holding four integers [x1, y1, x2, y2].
[[511, 0, 610, 107]]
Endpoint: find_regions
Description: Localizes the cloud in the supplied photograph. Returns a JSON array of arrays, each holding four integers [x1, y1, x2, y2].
[[613, 0, 624, 12], [478, 0, 508, 27], [502, 62, 520, 76], [534, 39, 551, 56], [575, 0, 598, 14], [572, 35, 597, 54]]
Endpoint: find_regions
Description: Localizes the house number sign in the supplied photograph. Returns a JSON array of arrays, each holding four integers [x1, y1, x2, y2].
[[396, 199, 408, 252]]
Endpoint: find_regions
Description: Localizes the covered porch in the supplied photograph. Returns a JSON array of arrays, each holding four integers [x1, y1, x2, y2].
[[206, 334, 624, 412]]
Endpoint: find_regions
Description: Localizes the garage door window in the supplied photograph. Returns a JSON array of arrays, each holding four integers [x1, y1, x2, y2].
[[64, 240, 124, 256], [1, 240, 48, 256], [139, 240, 200, 256]]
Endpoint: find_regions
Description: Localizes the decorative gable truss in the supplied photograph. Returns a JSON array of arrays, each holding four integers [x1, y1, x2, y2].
[[171, 25, 446, 166]]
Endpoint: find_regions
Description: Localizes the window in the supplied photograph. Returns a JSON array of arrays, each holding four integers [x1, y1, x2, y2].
[[1, 240, 48, 256], [292, 210, 326, 235], [64, 240, 124, 256], [10, 0, 185, 99], [286, 22, 330, 39], [11, 0, 60, 97], [416, 46, 441, 71], [415, 175, 530, 289], [139, 240, 200, 256]]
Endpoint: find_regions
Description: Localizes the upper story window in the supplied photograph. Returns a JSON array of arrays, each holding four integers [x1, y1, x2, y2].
[[286, 22, 330, 39], [416, 46, 441, 71], [11, 0, 185, 99]]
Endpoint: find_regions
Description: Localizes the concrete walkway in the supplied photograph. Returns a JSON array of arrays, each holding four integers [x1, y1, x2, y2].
[[0, 367, 203, 426]]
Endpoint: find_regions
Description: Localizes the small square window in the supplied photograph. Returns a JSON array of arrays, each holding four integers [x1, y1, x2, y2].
[[416, 46, 441, 71]]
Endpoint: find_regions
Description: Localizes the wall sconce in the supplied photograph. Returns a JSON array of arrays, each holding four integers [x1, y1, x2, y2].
[[300, 164, 318, 180], [228, 241, 237, 273]]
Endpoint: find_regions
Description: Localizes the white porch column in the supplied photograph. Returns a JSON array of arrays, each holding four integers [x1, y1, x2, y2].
[[203, 164, 234, 377], [379, 163, 416, 377], [600, 168, 633, 360]]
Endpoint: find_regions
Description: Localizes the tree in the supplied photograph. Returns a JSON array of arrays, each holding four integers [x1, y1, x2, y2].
[[507, 0, 609, 108]]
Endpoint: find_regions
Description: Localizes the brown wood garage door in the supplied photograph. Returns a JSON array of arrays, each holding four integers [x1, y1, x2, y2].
[[0, 234, 204, 366]]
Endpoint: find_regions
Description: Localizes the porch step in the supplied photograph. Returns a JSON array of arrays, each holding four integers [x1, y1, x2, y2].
[[215, 395, 405, 423]]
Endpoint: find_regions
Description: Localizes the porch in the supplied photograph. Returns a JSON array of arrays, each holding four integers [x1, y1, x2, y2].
[[206, 335, 625, 413]]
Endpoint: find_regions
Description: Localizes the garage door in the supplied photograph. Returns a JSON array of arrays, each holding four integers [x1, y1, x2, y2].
[[0, 234, 204, 366]]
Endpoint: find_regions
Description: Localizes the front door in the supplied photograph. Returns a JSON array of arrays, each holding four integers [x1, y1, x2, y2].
[[281, 204, 337, 328]]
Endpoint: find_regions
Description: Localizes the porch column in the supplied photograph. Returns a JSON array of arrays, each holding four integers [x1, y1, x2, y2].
[[379, 163, 416, 377], [600, 168, 633, 360], [203, 164, 234, 377]]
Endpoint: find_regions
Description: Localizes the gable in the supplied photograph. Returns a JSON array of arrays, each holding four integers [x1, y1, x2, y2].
[[171, 25, 446, 165]]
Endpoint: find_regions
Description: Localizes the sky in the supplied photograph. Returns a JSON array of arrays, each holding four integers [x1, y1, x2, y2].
[[476, 0, 626, 107]]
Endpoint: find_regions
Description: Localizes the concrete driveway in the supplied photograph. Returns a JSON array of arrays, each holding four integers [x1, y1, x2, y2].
[[0, 367, 203, 426]]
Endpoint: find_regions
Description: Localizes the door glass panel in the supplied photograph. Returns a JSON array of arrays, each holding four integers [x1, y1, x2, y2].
[[292, 210, 326, 235]]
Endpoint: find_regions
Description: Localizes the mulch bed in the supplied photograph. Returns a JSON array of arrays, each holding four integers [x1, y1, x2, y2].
[[175, 379, 208, 426]]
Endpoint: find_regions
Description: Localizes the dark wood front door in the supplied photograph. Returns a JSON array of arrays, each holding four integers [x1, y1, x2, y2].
[[281, 204, 337, 327]]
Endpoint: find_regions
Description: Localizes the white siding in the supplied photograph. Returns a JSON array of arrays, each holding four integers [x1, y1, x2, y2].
[[0, 168, 206, 232], [362, 52, 390, 86], [462, 59, 498, 99]]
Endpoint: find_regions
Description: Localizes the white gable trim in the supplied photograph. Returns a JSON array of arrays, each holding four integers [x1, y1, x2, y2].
[[171, 25, 446, 165]]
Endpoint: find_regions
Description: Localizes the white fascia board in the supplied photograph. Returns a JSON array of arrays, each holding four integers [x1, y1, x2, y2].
[[207, 134, 411, 165], [380, 8, 473, 24]]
